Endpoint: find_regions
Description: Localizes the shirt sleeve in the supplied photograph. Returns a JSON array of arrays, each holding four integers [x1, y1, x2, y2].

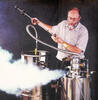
[[52, 20, 65, 35], [76, 27, 89, 52]]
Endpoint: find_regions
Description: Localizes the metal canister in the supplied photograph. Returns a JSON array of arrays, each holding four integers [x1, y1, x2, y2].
[[21, 50, 48, 68], [61, 77, 90, 100]]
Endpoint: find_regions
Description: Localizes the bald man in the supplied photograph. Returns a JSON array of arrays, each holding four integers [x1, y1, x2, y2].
[[31, 7, 88, 69], [31, 7, 89, 100]]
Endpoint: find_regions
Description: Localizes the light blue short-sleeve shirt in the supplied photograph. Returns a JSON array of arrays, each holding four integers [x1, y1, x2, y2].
[[52, 20, 88, 61]]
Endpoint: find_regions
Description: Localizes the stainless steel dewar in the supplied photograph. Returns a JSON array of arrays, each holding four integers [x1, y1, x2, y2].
[[61, 77, 90, 100], [21, 50, 49, 68]]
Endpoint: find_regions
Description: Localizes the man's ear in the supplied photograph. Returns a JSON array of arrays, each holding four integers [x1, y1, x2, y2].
[[79, 16, 81, 20]]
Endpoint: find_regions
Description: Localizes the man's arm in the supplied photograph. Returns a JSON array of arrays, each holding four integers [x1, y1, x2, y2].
[[51, 35, 82, 53], [31, 18, 53, 34], [63, 41, 82, 53]]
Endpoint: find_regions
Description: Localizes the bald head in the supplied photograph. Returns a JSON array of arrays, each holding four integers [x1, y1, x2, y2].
[[69, 8, 80, 18], [69, 8, 80, 15]]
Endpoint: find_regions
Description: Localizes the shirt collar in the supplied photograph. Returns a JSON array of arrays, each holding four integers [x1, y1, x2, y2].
[[65, 21, 81, 31]]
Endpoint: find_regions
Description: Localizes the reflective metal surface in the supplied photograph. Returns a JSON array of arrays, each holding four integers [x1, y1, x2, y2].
[[21, 51, 45, 100], [21, 50, 49, 68], [61, 77, 90, 100], [22, 86, 42, 100]]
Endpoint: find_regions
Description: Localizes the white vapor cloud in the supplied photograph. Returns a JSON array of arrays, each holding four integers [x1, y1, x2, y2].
[[0, 47, 65, 96]]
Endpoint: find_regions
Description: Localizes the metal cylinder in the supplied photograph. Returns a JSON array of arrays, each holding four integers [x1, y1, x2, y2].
[[21, 50, 48, 68], [61, 77, 90, 100], [22, 86, 42, 100], [21, 51, 45, 100]]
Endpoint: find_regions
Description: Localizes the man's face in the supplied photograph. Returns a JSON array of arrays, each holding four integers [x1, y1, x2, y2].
[[67, 10, 81, 26]]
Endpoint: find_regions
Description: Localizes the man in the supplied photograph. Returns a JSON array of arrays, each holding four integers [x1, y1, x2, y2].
[[31, 7, 88, 69], [31, 7, 88, 100]]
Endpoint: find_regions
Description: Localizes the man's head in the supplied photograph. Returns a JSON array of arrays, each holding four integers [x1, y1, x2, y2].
[[67, 8, 81, 27]]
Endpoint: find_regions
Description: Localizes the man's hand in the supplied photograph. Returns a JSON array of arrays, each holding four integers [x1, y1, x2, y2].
[[56, 37, 64, 44], [51, 35, 64, 44], [31, 18, 40, 25]]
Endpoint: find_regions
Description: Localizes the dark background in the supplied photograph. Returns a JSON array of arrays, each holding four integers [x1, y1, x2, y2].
[[0, 0, 98, 100]]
